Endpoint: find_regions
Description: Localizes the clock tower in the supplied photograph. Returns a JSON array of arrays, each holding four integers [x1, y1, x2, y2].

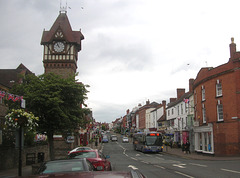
[[41, 11, 84, 78]]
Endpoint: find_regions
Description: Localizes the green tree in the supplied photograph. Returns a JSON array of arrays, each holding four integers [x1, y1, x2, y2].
[[9, 73, 90, 160], [101, 124, 106, 131]]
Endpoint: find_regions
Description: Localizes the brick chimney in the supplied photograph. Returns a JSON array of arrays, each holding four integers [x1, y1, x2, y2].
[[162, 100, 166, 115], [229, 37, 236, 59], [146, 99, 150, 105], [177, 88, 185, 99], [189, 78, 194, 92], [170, 98, 177, 103], [162, 100, 166, 107]]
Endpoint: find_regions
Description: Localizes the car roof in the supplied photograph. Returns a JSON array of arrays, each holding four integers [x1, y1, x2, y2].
[[71, 149, 98, 153], [30, 170, 145, 178]]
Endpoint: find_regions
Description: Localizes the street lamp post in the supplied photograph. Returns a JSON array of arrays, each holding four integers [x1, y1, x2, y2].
[[18, 125, 22, 176]]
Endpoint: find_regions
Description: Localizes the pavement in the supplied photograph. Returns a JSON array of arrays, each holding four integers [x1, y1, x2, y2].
[[1, 144, 239, 177], [162, 146, 240, 161]]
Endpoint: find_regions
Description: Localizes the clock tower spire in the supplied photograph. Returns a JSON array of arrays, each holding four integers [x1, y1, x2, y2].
[[41, 11, 84, 78]]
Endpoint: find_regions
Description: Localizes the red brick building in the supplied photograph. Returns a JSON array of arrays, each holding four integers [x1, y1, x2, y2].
[[138, 100, 158, 131], [193, 38, 240, 156]]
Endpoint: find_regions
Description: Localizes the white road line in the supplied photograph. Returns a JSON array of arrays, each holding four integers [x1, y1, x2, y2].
[[130, 157, 138, 161], [141, 160, 149, 164], [173, 164, 186, 168], [175, 171, 195, 178], [156, 157, 165, 160], [221, 168, 240, 174], [154, 165, 166, 169], [189, 163, 207, 167], [157, 154, 163, 156], [128, 165, 138, 170], [145, 154, 151, 157]]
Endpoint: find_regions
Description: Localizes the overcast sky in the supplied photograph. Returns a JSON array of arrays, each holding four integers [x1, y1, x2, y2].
[[1, 0, 240, 123]]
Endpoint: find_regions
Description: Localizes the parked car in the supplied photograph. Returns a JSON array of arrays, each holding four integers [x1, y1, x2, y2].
[[68, 149, 112, 171], [31, 170, 146, 178], [34, 158, 95, 175], [111, 135, 118, 141], [68, 147, 93, 155], [122, 137, 129, 143], [102, 135, 109, 143]]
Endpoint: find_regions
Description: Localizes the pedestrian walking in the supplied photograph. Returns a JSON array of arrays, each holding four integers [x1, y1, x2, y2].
[[186, 140, 191, 154]]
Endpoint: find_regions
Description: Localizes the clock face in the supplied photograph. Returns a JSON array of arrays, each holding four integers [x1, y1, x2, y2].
[[54, 42, 65, 52]]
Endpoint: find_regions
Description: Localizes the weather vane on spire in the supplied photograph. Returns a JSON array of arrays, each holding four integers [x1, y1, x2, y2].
[[60, 0, 68, 13]]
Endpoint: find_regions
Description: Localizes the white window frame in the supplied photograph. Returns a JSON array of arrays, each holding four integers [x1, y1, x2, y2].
[[202, 86, 205, 101], [202, 104, 206, 123], [181, 103, 183, 114], [217, 100, 223, 121], [216, 80, 222, 97]]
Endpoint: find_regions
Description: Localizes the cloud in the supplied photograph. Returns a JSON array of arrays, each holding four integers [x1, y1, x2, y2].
[[1, 0, 240, 123]]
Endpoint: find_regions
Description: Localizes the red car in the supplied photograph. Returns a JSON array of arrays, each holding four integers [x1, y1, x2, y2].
[[68, 149, 112, 171]]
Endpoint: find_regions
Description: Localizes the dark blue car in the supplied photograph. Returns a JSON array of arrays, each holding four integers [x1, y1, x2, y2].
[[102, 136, 109, 143]]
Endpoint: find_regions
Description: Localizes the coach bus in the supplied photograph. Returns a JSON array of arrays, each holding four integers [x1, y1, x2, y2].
[[133, 132, 163, 153]]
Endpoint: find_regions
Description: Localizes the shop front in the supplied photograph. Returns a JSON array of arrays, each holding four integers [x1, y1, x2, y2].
[[194, 123, 214, 154]]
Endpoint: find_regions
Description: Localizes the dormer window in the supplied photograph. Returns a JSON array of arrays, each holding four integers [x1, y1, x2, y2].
[[216, 80, 222, 97]]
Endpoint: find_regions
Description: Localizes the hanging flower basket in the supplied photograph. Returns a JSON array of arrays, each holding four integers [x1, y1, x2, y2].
[[5, 109, 39, 131]]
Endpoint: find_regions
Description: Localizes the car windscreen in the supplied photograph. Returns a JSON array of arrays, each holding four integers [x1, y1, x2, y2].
[[41, 161, 85, 174], [69, 151, 97, 159], [145, 136, 162, 146]]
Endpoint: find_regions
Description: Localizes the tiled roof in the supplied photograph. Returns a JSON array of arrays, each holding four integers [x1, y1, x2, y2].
[[167, 92, 192, 108], [41, 12, 84, 45], [0, 64, 33, 89], [157, 114, 166, 122]]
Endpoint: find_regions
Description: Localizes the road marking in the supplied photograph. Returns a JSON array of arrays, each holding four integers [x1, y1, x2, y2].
[[189, 163, 207, 167], [128, 165, 138, 170], [157, 154, 163, 157], [141, 160, 150, 164], [136, 154, 141, 157], [130, 157, 138, 161], [145, 154, 151, 157], [154, 165, 165, 169], [221, 168, 240, 174], [156, 157, 165, 160], [173, 164, 186, 168], [175, 171, 195, 178]]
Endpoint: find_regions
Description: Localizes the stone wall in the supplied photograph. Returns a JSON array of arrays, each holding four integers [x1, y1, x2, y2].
[[0, 144, 49, 170]]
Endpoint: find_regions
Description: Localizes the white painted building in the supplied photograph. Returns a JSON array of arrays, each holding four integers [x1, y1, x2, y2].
[[146, 107, 156, 129]]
